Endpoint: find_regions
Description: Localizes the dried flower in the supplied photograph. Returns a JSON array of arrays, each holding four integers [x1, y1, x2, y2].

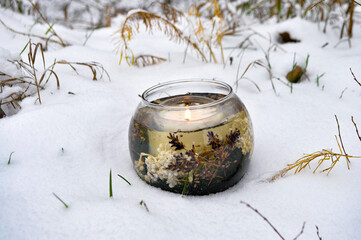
[[168, 133, 185, 150], [208, 131, 222, 149]]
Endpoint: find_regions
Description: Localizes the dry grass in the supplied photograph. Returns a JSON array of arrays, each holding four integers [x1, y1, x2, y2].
[[134, 55, 166, 67], [236, 0, 359, 44], [271, 115, 361, 181], [0, 40, 110, 116], [115, 1, 231, 66], [0, 18, 65, 49], [114, 7, 207, 66], [28, 0, 66, 47]]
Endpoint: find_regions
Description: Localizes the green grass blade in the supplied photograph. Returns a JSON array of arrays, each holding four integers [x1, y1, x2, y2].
[[305, 54, 310, 69], [182, 173, 189, 196], [140, 200, 149, 212], [20, 42, 29, 56], [8, 152, 14, 165], [117, 174, 131, 185], [45, 23, 55, 35], [109, 169, 113, 198], [52, 192, 69, 208], [15, 0, 23, 13]]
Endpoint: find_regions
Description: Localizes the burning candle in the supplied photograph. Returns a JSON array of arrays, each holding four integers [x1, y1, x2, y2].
[[129, 79, 254, 195], [184, 109, 191, 121]]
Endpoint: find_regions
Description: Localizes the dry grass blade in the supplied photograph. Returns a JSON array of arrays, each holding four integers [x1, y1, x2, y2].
[[240, 201, 285, 240], [0, 81, 32, 111], [134, 55, 166, 67], [0, 18, 65, 49], [270, 142, 361, 182], [55, 60, 111, 81], [348, 0, 355, 38], [115, 9, 207, 65], [150, 1, 184, 23], [1, 40, 110, 116], [235, 59, 262, 92], [270, 114, 361, 181], [28, 0, 66, 47], [354, 0, 361, 7], [334, 115, 350, 168], [304, 0, 326, 17], [26, 41, 44, 104]]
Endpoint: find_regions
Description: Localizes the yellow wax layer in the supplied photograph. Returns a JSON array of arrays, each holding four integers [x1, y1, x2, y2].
[[147, 110, 253, 156]]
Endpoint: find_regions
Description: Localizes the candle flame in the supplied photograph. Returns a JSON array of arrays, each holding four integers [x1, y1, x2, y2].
[[185, 109, 191, 121]]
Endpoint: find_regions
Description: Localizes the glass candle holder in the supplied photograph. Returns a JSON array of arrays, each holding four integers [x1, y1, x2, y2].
[[129, 79, 254, 195]]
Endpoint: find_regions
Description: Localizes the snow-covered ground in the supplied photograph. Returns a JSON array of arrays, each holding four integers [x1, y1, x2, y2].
[[1, 4, 361, 240]]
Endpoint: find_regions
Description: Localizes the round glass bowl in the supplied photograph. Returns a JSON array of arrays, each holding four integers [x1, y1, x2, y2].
[[128, 79, 254, 195]]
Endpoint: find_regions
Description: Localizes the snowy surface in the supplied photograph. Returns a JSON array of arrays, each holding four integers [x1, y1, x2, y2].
[[1, 5, 361, 240]]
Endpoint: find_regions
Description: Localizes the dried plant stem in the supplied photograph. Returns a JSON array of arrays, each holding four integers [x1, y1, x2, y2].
[[117, 10, 207, 65], [29, 0, 66, 47], [0, 19, 64, 48], [240, 201, 285, 240], [271, 141, 361, 181], [316, 225, 322, 240], [304, 0, 325, 17], [2, 40, 109, 114], [335, 115, 350, 167], [348, 0, 355, 38], [353, 0, 361, 7], [134, 55, 166, 67], [27, 41, 46, 104], [351, 116, 361, 142], [271, 114, 361, 181], [293, 222, 306, 240], [350, 68, 361, 86]]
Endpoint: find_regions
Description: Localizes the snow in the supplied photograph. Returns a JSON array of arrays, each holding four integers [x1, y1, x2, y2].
[[1, 4, 361, 240]]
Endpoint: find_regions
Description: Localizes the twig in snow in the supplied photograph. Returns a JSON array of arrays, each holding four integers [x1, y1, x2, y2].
[[350, 68, 361, 87], [293, 222, 306, 240], [339, 87, 348, 99], [240, 201, 285, 240], [240, 201, 308, 240], [315, 225, 322, 240], [351, 116, 361, 142]]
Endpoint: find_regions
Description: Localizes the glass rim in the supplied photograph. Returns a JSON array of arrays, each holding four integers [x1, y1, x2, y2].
[[141, 79, 234, 110]]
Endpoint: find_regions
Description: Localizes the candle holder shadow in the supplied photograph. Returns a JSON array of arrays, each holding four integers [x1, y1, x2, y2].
[[129, 80, 254, 195]]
